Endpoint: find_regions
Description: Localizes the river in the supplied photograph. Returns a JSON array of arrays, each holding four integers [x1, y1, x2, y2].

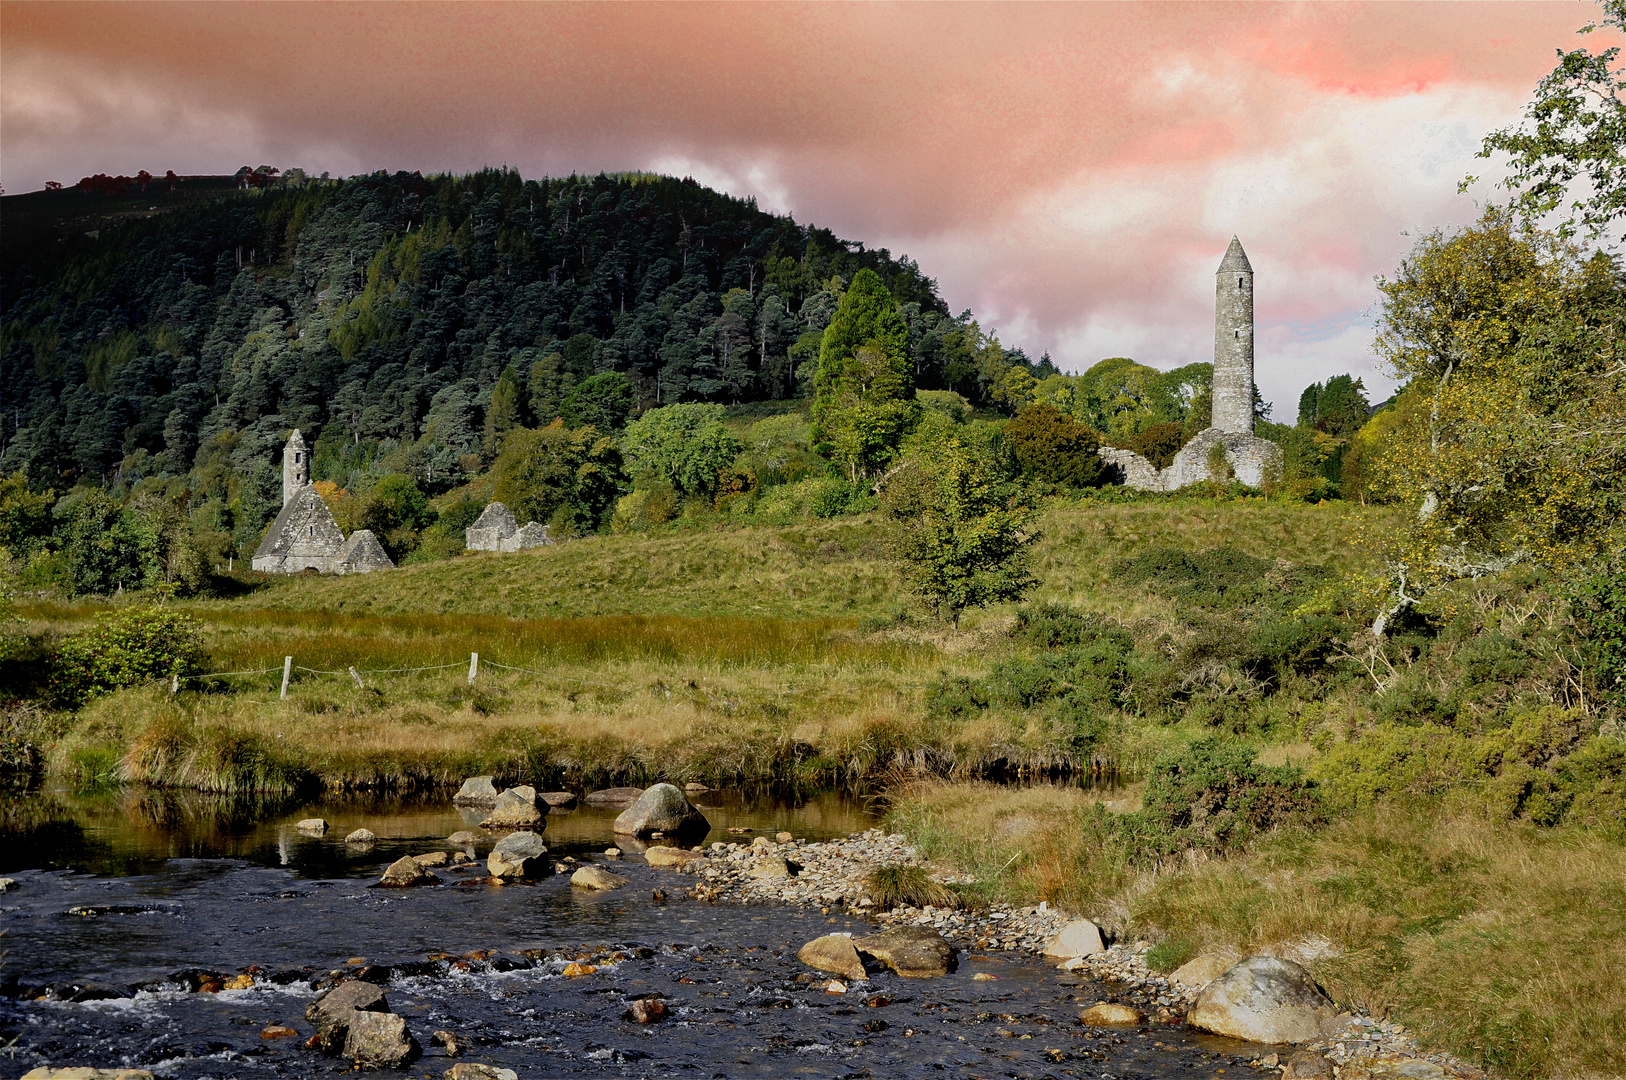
[[1, 787, 1258, 1078]]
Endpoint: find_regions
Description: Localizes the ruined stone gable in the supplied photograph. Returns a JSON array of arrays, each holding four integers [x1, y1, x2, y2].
[[252, 485, 349, 573]]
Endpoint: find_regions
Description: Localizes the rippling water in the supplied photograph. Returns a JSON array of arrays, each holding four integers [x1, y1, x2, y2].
[[1, 788, 1257, 1078]]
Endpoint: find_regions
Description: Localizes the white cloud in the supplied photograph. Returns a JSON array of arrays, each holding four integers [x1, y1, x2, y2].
[[856, 57, 1526, 415]]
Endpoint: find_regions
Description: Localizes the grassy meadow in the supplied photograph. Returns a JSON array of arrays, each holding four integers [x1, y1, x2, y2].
[[21, 497, 1387, 793], [14, 493, 1625, 1079]]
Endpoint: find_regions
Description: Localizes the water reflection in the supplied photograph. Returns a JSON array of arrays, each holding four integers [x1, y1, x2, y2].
[[0, 785, 1262, 1079]]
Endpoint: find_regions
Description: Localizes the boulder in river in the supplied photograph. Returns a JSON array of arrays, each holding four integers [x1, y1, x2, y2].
[[540, 791, 578, 809], [345, 828, 376, 845], [570, 865, 630, 890], [613, 783, 710, 838], [623, 997, 668, 1023], [447, 830, 480, 845], [343, 1009, 420, 1066], [797, 934, 866, 981], [306, 979, 389, 1052], [452, 776, 500, 806], [491, 830, 547, 860], [1187, 956, 1337, 1044], [0, 877, 18, 892], [295, 818, 328, 835], [1042, 919, 1105, 959], [583, 786, 644, 808], [444, 1065, 520, 1080], [853, 926, 955, 978], [1079, 1002, 1144, 1025], [413, 850, 448, 868], [644, 845, 702, 867], [378, 856, 439, 887], [481, 786, 543, 829], [488, 851, 549, 879]]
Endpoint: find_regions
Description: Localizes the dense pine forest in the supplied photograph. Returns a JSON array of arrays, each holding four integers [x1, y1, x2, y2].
[[0, 169, 1055, 493]]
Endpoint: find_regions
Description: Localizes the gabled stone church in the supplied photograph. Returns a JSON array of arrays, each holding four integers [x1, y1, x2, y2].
[[251, 431, 395, 575]]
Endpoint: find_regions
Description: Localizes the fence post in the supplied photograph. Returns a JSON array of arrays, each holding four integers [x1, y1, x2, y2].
[[280, 656, 293, 700], [349, 666, 364, 689], [468, 652, 478, 685]]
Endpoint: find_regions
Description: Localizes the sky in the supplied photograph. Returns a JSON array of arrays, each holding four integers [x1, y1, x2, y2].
[[2, 1, 1613, 414]]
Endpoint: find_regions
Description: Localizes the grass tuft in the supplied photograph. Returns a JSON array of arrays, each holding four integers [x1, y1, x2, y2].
[[863, 864, 961, 910]]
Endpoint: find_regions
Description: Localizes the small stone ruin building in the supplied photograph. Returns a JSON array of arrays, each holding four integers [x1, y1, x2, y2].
[[464, 501, 550, 552], [251, 431, 395, 574], [1099, 237, 1284, 491]]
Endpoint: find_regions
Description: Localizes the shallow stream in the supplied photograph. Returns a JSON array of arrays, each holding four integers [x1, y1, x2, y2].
[[1, 787, 1257, 1078]]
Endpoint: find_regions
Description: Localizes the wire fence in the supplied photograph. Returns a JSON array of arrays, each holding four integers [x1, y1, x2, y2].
[[173, 652, 669, 698]]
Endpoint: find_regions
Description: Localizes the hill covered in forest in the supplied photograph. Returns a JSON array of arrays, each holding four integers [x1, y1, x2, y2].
[[0, 169, 1056, 497]]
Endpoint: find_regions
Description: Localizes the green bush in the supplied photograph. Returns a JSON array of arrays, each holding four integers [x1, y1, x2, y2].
[[1115, 422, 1187, 470], [49, 605, 206, 708], [1127, 737, 1322, 859], [1116, 546, 1273, 608], [1005, 403, 1109, 488], [1571, 568, 1626, 708]]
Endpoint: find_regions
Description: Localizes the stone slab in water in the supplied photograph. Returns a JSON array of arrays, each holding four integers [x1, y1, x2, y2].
[[797, 934, 866, 981], [540, 791, 578, 809], [583, 786, 644, 808], [343, 1009, 419, 1066], [570, 865, 630, 890], [853, 925, 955, 978], [481, 787, 543, 829]]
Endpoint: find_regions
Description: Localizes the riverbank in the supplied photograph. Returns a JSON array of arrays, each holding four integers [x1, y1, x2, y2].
[[886, 783, 1626, 1080], [678, 825, 1490, 1080]]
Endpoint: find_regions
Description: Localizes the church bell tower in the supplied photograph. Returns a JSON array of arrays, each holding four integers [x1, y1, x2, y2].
[[283, 430, 309, 505]]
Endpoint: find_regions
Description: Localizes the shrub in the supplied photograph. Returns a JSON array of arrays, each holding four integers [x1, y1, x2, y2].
[[560, 372, 635, 433], [622, 404, 742, 498], [49, 605, 206, 708], [492, 423, 626, 533], [1116, 422, 1186, 470], [1129, 737, 1322, 859], [1570, 567, 1626, 708], [1116, 546, 1273, 608], [1005, 403, 1109, 488]]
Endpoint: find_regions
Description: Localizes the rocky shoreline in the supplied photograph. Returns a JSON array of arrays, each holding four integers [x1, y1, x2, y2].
[[673, 826, 1491, 1080]]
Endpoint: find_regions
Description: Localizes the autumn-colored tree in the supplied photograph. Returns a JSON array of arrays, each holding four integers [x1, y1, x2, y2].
[[1004, 403, 1109, 488], [1367, 208, 1626, 635]]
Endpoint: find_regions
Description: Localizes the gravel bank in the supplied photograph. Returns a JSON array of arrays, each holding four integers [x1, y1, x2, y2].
[[663, 827, 1492, 1080]]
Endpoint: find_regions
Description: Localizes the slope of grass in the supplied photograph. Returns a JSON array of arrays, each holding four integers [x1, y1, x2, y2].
[[20, 498, 1397, 793], [200, 498, 1392, 622]]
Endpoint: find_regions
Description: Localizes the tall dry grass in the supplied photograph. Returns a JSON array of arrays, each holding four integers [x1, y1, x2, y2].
[[894, 782, 1626, 1080]]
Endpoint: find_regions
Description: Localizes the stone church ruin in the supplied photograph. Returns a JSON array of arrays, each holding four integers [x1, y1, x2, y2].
[[1099, 237, 1284, 490], [464, 501, 551, 552], [251, 431, 395, 574]]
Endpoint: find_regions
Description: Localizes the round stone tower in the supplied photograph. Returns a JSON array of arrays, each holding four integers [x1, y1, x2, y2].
[[282, 429, 309, 505], [1211, 236, 1254, 435]]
